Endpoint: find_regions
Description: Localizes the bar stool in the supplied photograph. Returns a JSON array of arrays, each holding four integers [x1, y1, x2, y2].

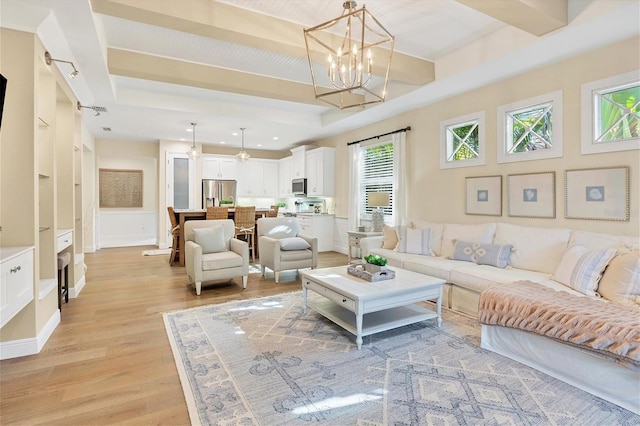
[[57, 252, 71, 310]]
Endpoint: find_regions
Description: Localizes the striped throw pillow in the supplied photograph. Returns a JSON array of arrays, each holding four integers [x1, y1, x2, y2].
[[553, 245, 617, 296]]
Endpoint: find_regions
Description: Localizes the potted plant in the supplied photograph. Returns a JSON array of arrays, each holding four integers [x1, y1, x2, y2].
[[363, 254, 388, 274]]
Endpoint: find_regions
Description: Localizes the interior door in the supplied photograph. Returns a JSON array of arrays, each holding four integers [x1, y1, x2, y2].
[[165, 152, 196, 239]]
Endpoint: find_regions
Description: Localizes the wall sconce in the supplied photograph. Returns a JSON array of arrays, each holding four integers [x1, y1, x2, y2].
[[77, 101, 105, 117], [45, 51, 79, 78]]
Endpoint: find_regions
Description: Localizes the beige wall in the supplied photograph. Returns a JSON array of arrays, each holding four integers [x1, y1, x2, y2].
[[321, 36, 639, 237]]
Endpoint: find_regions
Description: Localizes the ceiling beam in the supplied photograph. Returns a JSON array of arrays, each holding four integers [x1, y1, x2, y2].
[[107, 48, 365, 106], [91, 0, 434, 86], [455, 0, 567, 36]]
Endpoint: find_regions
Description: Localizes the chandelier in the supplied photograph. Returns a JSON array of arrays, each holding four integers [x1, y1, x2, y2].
[[236, 127, 250, 162], [303, 1, 394, 109], [187, 122, 200, 158]]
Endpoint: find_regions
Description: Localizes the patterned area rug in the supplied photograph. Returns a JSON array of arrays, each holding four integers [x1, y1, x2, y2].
[[162, 292, 638, 425]]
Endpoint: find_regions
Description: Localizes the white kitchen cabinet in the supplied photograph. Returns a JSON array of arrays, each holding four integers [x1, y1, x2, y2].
[[296, 214, 335, 252], [1, 247, 35, 328], [203, 155, 237, 180], [278, 156, 293, 197], [290, 146, 306, 179], [305, 147, 335, 197], [237, 159, 279, 197]]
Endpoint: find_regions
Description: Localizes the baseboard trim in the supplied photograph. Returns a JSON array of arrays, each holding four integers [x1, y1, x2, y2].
[[0, 310, 60, 360], [71, 275, 86, 298]]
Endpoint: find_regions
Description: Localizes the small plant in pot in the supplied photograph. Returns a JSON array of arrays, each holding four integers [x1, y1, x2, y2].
[[363, 254, 388, 274]]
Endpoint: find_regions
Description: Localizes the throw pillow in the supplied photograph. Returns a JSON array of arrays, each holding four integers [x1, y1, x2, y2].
[[194, 226, 226, 254], [280, 237, 311, 251], [597, 251, 640, 307], [451, 240, 512, 268], [552, 245, 617, 296], [382, 225, 399, 249], [396, 226, 432, 255]]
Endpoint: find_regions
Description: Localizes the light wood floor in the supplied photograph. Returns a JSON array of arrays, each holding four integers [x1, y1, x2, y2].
[[0, 246, 348, 425]]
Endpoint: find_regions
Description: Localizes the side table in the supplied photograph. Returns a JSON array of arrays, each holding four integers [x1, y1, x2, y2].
[[347, 230, 382, 264]]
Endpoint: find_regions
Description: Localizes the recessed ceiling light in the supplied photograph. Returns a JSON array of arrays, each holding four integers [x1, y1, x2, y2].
[[273, 136, 279, 140], [232, 132, 238, 136], [186, 128, 193, 132], [180, 138, 186, 141], [257, 144, 262, 147], [220, 141, 225, 144]]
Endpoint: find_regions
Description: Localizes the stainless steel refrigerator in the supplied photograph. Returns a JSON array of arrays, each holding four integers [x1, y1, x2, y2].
[[202, 179, 237, 208]]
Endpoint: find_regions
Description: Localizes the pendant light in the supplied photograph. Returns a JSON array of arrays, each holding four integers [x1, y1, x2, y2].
[[187, 122, 200, 158], [236, 127, 250, 162]]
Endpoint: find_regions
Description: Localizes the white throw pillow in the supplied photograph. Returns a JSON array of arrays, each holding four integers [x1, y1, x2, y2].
[[396, 226, 432, 255], [552, 245, 617, 296], [280, 237, 311, 251], [194, 226, 227, 254]]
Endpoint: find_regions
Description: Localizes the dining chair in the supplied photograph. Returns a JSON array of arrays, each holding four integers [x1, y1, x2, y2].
[[234, 206, 256, 264], [206, 206, 229, 220], [268, 205, 280, 217], [167, 206, 180, 264]]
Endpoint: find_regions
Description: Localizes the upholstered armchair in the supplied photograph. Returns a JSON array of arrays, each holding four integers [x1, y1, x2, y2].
[[184, 219, 249, 295], [257, 217, 318, 283]]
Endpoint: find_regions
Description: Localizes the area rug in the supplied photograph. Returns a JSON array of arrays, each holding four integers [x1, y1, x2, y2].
[[142, 248, 172, 256], [162, 292, 638, 425]]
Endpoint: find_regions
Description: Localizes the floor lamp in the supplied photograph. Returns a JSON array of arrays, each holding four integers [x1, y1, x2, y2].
[[369, 192, 390, 232]]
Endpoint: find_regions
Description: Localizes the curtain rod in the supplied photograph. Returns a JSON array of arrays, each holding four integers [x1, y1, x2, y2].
[[347, 126, 411, 146]]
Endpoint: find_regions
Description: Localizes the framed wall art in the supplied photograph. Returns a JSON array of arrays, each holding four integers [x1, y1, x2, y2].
[[564, 166, 629, 221], [99, 168, 143, 208], [465, 175, 502, 216], [507, 171, 555, 218]]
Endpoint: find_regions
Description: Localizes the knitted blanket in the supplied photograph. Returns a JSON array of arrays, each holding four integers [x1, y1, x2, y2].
[[478, 281, 640, 368]]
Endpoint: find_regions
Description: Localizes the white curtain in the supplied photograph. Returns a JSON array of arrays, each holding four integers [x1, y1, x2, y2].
[[348, 142, 360, 231], [392, 131, 408, 226]]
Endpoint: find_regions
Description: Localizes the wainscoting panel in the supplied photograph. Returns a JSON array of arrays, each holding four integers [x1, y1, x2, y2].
[[99, 211, 157, 248]]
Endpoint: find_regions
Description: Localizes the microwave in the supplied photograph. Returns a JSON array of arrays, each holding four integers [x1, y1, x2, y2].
[[292, 178, 307, 196]]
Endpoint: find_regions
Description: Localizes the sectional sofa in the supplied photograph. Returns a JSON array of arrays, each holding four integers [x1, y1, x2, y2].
[[359, 221, 639, 414]]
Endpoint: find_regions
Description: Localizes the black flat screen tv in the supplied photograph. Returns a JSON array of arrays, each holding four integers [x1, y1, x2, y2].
[[0, 73, 6, 129]]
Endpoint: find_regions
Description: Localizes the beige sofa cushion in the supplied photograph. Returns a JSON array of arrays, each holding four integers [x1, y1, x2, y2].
[[449, 265, 550, 293], [493, 223, 570, 274], [598, 251, 640, 307], [440, 223, 496, 259], [569, 230, 640, 251], [403, 256, 469, 281], [202, 251, 244, 270]]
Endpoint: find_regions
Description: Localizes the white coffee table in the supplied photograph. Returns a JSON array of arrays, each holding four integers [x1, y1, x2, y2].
[[301, 266, 444, 350]]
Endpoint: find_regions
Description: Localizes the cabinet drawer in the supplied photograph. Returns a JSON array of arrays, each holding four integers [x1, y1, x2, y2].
[[349, 235, 362, 246], [1, 249, 34, 328], [57, 231, 72, 252], [305, 280, 355, 310]]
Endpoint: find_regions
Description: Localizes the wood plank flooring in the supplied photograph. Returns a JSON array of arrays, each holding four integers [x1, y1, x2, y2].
[[0, 246, 348, 425]]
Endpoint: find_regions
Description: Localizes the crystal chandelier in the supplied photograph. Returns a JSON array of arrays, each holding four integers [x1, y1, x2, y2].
[[236, 127, 250, 162], [303, 1, 394, 109], [187, 122, 200, 158]]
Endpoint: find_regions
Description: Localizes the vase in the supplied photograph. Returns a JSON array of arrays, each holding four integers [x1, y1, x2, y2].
[[364, 263, 386, 274]]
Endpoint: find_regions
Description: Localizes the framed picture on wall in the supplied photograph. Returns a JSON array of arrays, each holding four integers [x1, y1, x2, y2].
[[99, 168, 143, 208], [565, 166, 629, 221], [465, 175, 502, 216], [507, 171, 555, 218]]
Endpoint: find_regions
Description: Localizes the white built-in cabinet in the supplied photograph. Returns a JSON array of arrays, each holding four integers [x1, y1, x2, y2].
[[202, 155, 237, 180], [290, 146, 306, 179], [237, 159, 279, 197], [0, 30, 84, 358], [305, 147, 335, 197], [296, 214, 335, 252], [278, 157, 293, 197]]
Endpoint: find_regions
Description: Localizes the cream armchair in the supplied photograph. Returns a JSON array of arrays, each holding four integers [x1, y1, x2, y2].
[[184, 219, 249, 295], [257, 217, 318, 283]]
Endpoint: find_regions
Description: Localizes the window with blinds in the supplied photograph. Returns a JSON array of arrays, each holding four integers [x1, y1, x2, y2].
[[359, 141, 394, 217]]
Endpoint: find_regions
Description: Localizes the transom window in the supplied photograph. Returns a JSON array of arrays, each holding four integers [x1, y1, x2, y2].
[[498, 91, 563, 163], [359, 141, 394, 219], [581, 71, 639, 155], [440, 111, 485, 169]]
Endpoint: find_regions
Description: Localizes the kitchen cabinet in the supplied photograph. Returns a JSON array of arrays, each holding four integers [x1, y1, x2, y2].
[[305, 147, 335, 197], [290, 146, 306, 179], [278, 156, 293, 197], [1, 247, 34, 328], [237, 159, 279, 197], [296, 214, 335, 252], [203, 155, 237, 180]]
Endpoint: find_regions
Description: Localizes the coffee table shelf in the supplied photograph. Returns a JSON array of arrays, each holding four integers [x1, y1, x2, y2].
[[307, 297, 438, 341]]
